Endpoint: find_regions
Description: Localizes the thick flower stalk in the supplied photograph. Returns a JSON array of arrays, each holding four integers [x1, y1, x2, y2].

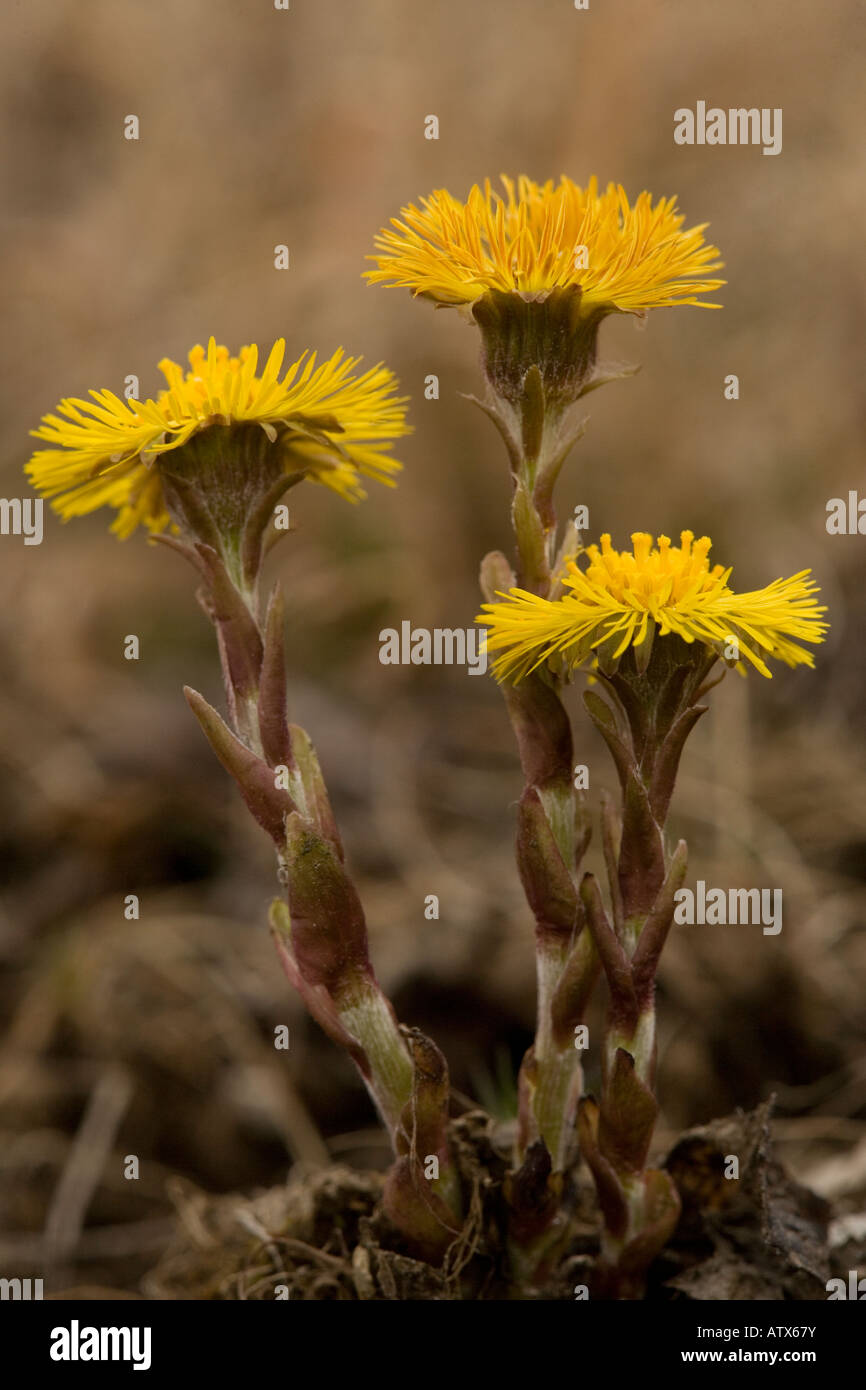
[[481, 530, 827, 1296], [27, 338, 464, 1263], [369, 175, 724, 1281]]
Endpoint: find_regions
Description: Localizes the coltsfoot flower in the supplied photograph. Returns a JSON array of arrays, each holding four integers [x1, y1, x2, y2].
[[367, 175, 723, 311], [27, 338, 411, 539], [367, 176, 723, 408], [478, 531, 828, 681]]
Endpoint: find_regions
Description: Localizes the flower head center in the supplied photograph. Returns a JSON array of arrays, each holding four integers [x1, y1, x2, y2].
[[574, 531, 729, 611]]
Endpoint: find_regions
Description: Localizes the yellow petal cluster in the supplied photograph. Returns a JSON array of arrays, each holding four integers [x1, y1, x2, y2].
[[367, 176, 724, 312], [27, 339, 410, 537], [478, 532, 827, 680]]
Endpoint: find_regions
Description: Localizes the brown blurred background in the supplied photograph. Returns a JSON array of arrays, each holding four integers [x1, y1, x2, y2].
[[0, 0, 864, 1295]]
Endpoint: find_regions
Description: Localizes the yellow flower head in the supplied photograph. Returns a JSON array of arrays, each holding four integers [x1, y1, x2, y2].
[[478, 532, 828, 681], [366, 175, 724, 313], [27, 338, 411, 538]]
